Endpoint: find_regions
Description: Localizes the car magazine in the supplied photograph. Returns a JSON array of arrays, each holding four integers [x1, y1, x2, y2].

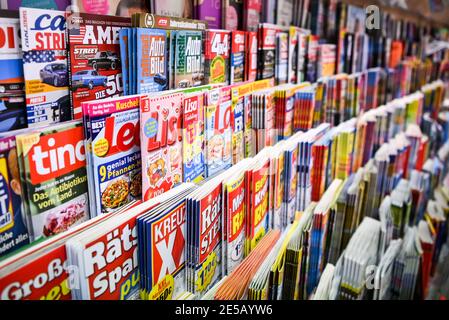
[[0, 10, 26, 132], [204, 29, 230, 84], [136, 28, 168, 93], [20, 7, 70, 127], [173, 30, 204, 89], [66, 12, 131, 119]]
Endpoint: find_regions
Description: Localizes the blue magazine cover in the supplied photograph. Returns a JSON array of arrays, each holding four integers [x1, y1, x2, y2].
[[119, 28, 129, 96], [136, 28, 168, 93]]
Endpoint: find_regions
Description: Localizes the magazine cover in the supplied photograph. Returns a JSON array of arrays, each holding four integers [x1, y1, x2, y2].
[[20, 7, 70, 127], [183, 92, 204, 183], [119, 28, 129, 95], [72, 0, 148, 17], [229, 30, 245, 85], [275, 31, 289, 85], [16, 121, 89, 240], [0, 10, 26, 132], [65, 184, 193, 300], [1, 0, 70, 10], [318, 44, 336, 78], [87, 96, 141, 217], [246, 154, 270, 253], [205, 87, 232, 177], [151, 0, 192, 18], [195, 181, 223, 297], [0, 134, 30, 258], [245, 31, 258, 82], [243, 0, 262, 32], [67, 13, 131, 119], [140, 92, 183, 201], [136, 28, 168, 93], [140, 197, 189, 300], [288, 27, 300, 84], [231, 92, 245, 164], [195, 0, 221, 29], [223, 170, 246, 274], [222, 0, 243, 31], [257, 23, 278, 80], [204, 29, 230, 84], [276, 0, 293, 26], [174, 30, 203, 89]]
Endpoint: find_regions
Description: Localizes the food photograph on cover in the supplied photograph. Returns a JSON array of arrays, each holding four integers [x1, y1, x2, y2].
[[1, 0, 449, 304]]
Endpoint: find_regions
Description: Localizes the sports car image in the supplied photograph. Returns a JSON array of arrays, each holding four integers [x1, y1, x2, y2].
[[88, 51, 120, 70], [71, 70, 107, 90], [39, 63, 68, 87]]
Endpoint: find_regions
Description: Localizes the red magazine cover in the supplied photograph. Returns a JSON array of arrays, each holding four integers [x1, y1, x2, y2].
[[204, 29, 230, 84], [245, 31, 258, 82], [140, 92, 184, 200], [245, 152, 270, 253], [243, 0, 262, 31], [66, 13, 131, 119]]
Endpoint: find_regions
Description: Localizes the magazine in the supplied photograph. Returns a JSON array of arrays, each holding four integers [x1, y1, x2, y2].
[[66, 183, 194, 300], [204, 29, 230, 84], [2, 0, 70, 10], [243, 0, 262, 32], [85, 95, 141, 217], [15, 120, 89, 240], [245, 31, 258, 82], [182, 92, 204, 183], [20, 7, 70, 127], [137, 184, 195, 299], [135, 28, 168, 93], [204, 86, 232, 177], [0, 10, 26, 132], [173, 30, 204, 89], [257, 23, 278, 80], [72, 0, 148, 17], [194, 0, 221, 29], [140, 92, 183, 201], [0, 133, 30, 258], [222, 0, 243, 31], [229, 30, 245, 85], [66, 12, 131, 119], [151, 0, 192, 18]]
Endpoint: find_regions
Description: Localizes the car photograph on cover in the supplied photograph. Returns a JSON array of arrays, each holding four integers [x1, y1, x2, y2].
[[88, 51, 120, 71], [154, 73, 167, 87], [71, 70, 107, 90], [39, 63, 69, 87]]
